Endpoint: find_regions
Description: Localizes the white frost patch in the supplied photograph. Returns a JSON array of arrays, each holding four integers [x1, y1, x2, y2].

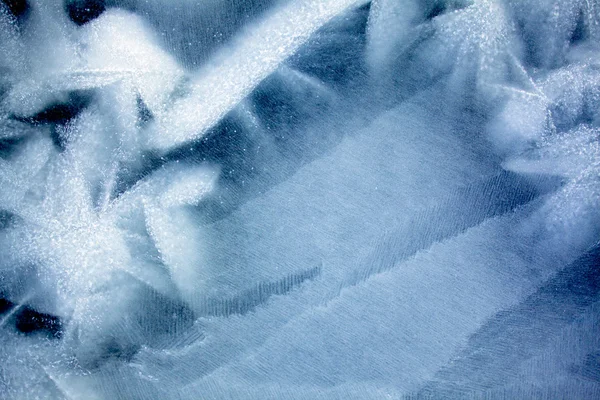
[[147, 0, 369, 151]]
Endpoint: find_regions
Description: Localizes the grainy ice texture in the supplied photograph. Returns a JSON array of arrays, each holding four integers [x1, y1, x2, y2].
[[0, 0, 599, 399]]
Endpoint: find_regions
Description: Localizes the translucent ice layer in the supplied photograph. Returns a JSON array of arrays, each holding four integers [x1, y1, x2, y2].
[[0, 0, 599, 399]]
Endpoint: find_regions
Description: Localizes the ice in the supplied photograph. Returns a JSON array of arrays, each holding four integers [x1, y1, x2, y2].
[[146, 0, 369, 151], [0, 132, 53, 210], [181, 206, 567, 397], [81, 9, 184, 118], [505, 0, 596, 69], [145, 203, 209, 305], [418, 246, 600, 397], [0, 0, 599, 398]]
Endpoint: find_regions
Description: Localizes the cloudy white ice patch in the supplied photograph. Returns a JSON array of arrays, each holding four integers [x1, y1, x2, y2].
[[0, 0, 599, 398]]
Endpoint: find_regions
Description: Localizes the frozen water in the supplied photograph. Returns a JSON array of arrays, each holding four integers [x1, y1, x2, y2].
[[0, 0, 599, 399]]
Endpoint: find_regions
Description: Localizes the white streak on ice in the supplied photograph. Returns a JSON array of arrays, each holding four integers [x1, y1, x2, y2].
[[148, 0, 369, 151]]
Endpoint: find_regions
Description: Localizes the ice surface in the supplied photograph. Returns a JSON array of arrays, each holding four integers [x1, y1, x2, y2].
[[0, 0, 599, 399], [146, 0, 369, 151]]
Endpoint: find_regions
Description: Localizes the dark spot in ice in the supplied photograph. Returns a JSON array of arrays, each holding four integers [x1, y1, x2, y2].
[[425, 2, 447, 20], [570, 352, 600, 382], [1, 0, 29, 21], [12, 90, 93, 150], [0, 297, 14, 314], [0, 209, 18, 229], [14, 90, 93, 126], [423, 0, 473, 21], [289, 5, 369, 87], [65, 0, 105, 26], [99, 338, 140, 363], [0, 136, 26, 158], [569, 9, 587, 46], [14, 305, 63, 338], [136, 96, 153, 127]]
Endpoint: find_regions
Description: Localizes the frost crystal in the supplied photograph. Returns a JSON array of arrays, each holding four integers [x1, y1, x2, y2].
[[0, 0, 599, 399]]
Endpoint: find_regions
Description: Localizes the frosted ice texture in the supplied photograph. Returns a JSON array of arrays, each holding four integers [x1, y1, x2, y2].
[[0, 0, 599, 398]]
